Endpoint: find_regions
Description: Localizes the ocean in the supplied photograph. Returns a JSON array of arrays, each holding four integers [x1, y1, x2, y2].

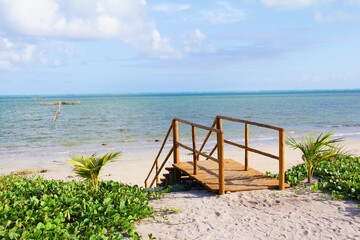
[[1, 90, 360, 162]]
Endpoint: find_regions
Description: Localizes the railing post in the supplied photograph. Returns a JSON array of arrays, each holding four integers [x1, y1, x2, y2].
[[279, 129, 285, 190], [173, 119, 180, 164], [245, 122, 249, 171], [216, 117, 225, 195], [192, 126, 197, 175]]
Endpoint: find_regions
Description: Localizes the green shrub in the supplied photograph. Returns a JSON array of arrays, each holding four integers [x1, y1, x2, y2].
[[267, 155, 360, 200], [0, 175, 153, 239], [315, 155, 360, 200]]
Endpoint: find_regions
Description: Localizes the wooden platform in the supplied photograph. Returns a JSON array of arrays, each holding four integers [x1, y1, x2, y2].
[[173, 159, 289, 193]]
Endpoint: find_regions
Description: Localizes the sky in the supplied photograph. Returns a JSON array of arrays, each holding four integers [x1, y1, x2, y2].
[[0, 0, 360, 95]]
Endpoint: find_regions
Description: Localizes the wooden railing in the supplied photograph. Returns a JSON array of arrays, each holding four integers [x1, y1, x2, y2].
[[144, 123, 174, 188], [144, 118, 225, 193], [174, 118, 225, 194], [200, 115, 285, 190], [144, 115, 285, 194]]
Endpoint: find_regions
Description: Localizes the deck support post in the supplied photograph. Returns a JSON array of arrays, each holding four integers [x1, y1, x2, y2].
[[192, 126, 197, 175], [245, 123, 249, 171], [216, 117, 225, 195], [173, 119, 180, 164], [279, 129, 285, 190], [172, 119, 181, 183]]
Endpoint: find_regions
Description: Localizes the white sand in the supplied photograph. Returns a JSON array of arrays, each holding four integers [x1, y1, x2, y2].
[[1, 139, 359, 239], [136, 189, 359, 240]]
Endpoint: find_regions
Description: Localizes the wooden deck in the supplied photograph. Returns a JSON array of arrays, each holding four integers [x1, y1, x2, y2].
[[173, 159, 289, 193]]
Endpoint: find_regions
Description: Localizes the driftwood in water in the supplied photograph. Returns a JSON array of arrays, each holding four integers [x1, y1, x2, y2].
[[40, 101, 80, 106], [40, 101, 80, 124], [52, 101, 61, 124]]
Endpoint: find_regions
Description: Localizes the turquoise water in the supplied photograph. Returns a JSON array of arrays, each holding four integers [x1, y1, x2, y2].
[[1, 90, 360, 161]]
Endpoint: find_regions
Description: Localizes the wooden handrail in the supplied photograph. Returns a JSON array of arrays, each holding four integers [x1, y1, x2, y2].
[[149, 147, 174, 188], [145, 118, 223, 189], [144, 124, 173, 188], [217, 115, 285, 190], [223, 139, 279, 160], [175, 118, 222, 133], [217, 115, 283, 131]]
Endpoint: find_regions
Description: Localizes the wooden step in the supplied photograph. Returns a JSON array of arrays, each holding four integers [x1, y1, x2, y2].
[[165, 167, 174, 171]]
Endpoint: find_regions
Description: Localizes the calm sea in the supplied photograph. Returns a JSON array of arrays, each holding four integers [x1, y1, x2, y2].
[[1, 90, 360, 162]]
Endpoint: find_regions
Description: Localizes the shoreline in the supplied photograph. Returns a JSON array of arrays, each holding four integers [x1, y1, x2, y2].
[[1, 139, 360, 186]]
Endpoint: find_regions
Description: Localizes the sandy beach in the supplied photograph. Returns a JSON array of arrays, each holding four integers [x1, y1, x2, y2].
[[136, 189, 359, 240], [1, 139, 359, 239]]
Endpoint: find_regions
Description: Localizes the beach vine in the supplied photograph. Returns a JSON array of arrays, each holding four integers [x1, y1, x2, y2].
[[0, 175, 154, 239], [267, 155, 360, 200]]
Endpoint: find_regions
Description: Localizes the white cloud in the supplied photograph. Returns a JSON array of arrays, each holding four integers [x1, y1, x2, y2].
[[261, 0, 318, 10], [0, 0, 179, 59], [315, 10, 360, 23], [199, 1, 246, 24], [152, 3, 191, 12], [0, 35, 77, 70], [0, 0, 148, 39], [0, 37, 36, 70], [151, 29, 181, 59]]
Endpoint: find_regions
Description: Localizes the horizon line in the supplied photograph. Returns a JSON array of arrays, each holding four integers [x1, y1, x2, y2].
[[1, 88, 360, 97]]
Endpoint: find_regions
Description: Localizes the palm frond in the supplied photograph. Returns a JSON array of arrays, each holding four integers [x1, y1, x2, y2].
[[286, 132, 344, 182], [67, 152, 121, 190]]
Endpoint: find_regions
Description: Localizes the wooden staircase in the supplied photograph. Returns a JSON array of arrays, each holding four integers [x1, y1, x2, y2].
[[144, 116, 286, 195], [156, 167, 191, 187]]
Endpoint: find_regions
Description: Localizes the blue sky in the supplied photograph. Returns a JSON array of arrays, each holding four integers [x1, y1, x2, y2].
[[0, 0, 359, 95]]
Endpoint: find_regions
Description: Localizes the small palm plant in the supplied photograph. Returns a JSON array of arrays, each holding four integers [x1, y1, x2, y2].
[[67, 152, 121, 191], [286, 132, 343, 183]]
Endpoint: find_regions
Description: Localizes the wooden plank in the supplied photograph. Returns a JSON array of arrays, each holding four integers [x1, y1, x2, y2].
[[173, 159, 289, 193]]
